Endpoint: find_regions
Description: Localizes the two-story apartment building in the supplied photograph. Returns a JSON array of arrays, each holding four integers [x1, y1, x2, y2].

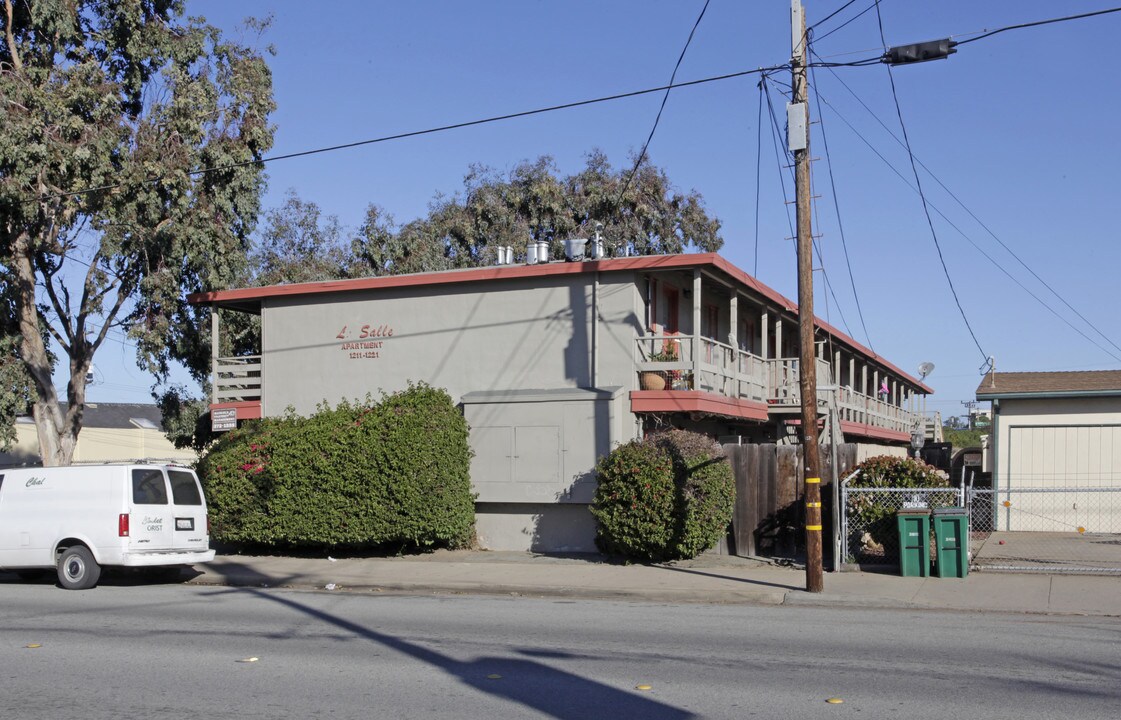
[[189, 252, 932, 551]]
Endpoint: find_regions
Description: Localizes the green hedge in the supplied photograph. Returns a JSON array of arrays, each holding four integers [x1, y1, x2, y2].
[[196, 383, 475, 550], [591, 429, 734, 562]]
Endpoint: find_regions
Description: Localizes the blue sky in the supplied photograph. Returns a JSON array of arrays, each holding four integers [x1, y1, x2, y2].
[[83, 0, 1121, 420]]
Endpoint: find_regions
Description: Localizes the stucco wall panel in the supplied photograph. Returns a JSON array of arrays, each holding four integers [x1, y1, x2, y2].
[[261, 273, 641, 416]]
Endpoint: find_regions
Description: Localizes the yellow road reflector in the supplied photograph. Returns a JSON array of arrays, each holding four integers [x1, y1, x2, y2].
[[826, 697, 844, 704], [806, 525, 823, 531], [806, 502, 821, 508], [1077, 526, 1086, 534], [487, 674, 502, 680], [24, 644, 41, 649], [635, 684, 653, 691], [805, 477, 821, 484], [237, 657, 259, 663]]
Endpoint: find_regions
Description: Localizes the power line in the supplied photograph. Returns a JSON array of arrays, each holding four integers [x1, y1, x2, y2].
[[613, 0, 710, 207], [809, 81, 1121, 365], [955, 5, 1121, 46], [874, 1, 988, 362], [761, 74, 854, 341], [807, 43, 874, 353], [811, 0, 879, 45], [28, 63, 786, 208], [808, 0, 861, 34], [753, 77, 764, 276], [813, 54, 1121, 359], [761, 76, 796, 242]]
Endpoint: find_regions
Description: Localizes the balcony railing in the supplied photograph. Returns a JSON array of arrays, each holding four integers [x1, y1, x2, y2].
[[635, 340, 921, 434], [634, 335, 767, 402], [213, 355, 262, 403]]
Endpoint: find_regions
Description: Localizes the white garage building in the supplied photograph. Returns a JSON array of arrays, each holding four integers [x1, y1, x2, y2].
[[977, 370, 1121, 533]]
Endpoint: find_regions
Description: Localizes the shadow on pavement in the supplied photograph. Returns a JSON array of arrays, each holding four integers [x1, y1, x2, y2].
[[654, 564, 801, 592], [218, 558, 695, 720]]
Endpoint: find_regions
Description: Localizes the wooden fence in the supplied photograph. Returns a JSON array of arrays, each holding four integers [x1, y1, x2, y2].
[[723, 443, 857, 562]]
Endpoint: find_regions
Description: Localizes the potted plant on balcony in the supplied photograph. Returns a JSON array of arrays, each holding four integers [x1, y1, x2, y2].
[[640, 347, 679, 391]]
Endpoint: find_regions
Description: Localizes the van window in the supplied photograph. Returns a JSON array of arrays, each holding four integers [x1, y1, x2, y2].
[[132, 469, 168, 505], [169, 470, 202, 505]]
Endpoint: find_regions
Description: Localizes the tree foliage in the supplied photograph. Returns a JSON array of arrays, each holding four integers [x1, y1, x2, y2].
[[350, 151, 723, 276], [0, 0, 275, 464]]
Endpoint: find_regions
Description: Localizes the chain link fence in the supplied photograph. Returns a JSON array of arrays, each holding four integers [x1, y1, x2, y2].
[[839, 485, 1121, 574], [840, 487, 963, 567], [967, 487, 1121, 574]]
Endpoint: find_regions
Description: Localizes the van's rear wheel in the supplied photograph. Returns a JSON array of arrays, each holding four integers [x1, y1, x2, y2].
[[57, 546, 101, 590]]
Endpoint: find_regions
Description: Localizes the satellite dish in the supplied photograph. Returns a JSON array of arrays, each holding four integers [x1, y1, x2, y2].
[[918, 361, 935, 380]]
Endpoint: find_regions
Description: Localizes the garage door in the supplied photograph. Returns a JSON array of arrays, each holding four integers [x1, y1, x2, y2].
[[1004, 424, 1121, 532]]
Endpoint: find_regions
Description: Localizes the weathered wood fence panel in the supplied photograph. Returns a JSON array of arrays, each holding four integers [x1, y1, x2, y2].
[[724, 443, 857, 560]]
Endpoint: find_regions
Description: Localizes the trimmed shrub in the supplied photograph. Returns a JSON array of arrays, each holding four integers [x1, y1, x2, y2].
[[197, 383, 475, 550], [848, 454, 950, 547], [591, 429, 734, 562], [850, 455, 949, 490]]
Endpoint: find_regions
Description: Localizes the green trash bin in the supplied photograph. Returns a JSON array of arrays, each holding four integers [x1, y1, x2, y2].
[[932, 508, 969, 578], [896, 509, 931, 577]]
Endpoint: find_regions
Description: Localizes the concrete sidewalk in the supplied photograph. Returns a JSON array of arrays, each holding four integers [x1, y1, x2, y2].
[[186, 550, 1121, 617]]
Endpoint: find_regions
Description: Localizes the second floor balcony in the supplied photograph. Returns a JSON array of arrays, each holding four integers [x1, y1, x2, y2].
[[633, 335, 921, 439]]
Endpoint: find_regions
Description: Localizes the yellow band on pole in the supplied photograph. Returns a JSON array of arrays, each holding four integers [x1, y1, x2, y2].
[[805, 477, 821, 483], [806, 525, 823, 531], [806, 502, 821, 508]]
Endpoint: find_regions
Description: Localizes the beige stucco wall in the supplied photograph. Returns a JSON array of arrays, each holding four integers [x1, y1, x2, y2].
[[259, 272, 642, 416], [1, 423, 196, 467]]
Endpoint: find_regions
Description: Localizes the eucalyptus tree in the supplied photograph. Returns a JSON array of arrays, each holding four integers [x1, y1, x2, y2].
[[350, 151, 723, 276], [1, 0, 275, 465]]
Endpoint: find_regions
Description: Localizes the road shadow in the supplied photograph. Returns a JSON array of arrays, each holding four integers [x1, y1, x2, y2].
[[226, 566, 694, 719], [653, 564, 801, 592]]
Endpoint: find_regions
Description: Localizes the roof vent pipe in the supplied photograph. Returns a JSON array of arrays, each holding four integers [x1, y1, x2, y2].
[[526, 242, 539, 265], [564, 238, 588, 262], [536, 239, 549, 263]]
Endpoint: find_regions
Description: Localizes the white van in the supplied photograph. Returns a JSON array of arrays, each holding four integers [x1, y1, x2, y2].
[[0, 464, 215, 589]]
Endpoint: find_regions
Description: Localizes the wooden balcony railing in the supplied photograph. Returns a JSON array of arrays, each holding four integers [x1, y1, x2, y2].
[[635, 340, 922, 434], [213, 355, 262, 403]]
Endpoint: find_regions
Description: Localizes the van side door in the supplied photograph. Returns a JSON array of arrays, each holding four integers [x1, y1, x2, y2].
[[167, 469, 209, 551]]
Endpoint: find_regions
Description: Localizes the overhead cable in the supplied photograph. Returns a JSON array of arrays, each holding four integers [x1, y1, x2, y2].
[[613, 0, 711, 206]]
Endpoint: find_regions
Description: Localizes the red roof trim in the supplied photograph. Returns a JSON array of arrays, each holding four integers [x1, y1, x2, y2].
[[630, 390, 770, 422], [838, 420, 910, 443], [188, 252, 930, 391]]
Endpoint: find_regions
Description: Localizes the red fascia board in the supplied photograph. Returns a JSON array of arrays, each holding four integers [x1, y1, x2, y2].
[[187, 251, 930, 392], [211, 401, 262, 420], [630, 390, 770, 422], [838, 420, 910, 443]]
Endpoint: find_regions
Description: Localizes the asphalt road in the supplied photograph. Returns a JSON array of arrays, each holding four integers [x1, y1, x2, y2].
[[2, 579, 1119, 719]]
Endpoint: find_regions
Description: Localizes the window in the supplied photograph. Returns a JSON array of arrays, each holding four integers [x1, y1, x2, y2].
[[132, 469, 168, 505], [169, 470, 203, 505]]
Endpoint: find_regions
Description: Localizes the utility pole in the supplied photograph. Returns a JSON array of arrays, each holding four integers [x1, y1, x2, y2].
[[791, 0, 824, 593]]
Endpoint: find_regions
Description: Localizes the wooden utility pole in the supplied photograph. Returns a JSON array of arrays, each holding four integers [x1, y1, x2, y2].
[[791, 0, 824, 593]]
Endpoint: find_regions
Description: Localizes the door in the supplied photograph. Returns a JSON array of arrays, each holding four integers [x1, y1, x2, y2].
[[166, 468, 210, 552]]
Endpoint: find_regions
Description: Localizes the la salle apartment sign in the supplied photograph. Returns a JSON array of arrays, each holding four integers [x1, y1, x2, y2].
[[336, 323, 394, 360]]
